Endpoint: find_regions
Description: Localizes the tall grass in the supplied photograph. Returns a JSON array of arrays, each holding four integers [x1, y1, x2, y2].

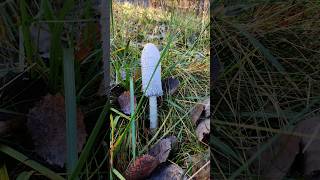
[[1, 0, 111, 179]]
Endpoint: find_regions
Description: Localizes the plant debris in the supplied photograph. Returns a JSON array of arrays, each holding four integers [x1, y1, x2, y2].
[[27, 94, 87, 167], [117, 91, 136, 115]]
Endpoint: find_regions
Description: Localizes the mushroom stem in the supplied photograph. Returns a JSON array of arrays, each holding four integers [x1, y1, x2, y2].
[[149, 96, 158, 130]]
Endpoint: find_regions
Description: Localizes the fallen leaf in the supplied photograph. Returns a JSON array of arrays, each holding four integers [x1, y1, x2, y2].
[[125, 154, 160, 180], [27, 94, 87, 167], [148, 136, 177, 163], [190, 97, 210, 125], [162, 77, 180, 96], [148, 163, 187, 180], [196, 118, 210, 142], [117, 91, 136, 115], [191, 104, 204, 125]]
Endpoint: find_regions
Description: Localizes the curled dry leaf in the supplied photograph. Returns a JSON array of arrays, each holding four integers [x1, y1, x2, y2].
[[148, 163, 187, 180], [191, 104, 204, 125], [125, 154, 160, 180], [162, 77, 180, 96], [27, 94, 87, 167], [148, 136, 177, 163], [117, 91, 136, 115]]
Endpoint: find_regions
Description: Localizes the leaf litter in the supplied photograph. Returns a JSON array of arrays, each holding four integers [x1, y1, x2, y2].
[[125, 136, 188, 180], [191, 97, 210, 141]]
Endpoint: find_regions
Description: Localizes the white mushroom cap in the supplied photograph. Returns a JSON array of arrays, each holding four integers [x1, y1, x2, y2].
[[141, 43, 163, 97]]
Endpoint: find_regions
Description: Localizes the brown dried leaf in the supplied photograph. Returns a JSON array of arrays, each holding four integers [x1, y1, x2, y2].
[[148, 136, 177, 163], [148, 163, 187, 180], [196, 118, 210, 142], [191, 97, 210, 125], [162, 77, 180, 96], [117, 91, 136, 115], [125, 154, 160, 180], [191, 104, 204, 125], [27, 94, 87, 167]]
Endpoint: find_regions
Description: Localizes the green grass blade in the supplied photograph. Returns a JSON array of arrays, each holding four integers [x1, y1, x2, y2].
[[63, 48, 78, 176], [70, 102, 110, 179], [130, 76, 136, 160], [0, 144, 64, 180]]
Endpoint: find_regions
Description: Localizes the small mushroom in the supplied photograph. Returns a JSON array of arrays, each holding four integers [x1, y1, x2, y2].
[[141, 43, 163, 131]]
